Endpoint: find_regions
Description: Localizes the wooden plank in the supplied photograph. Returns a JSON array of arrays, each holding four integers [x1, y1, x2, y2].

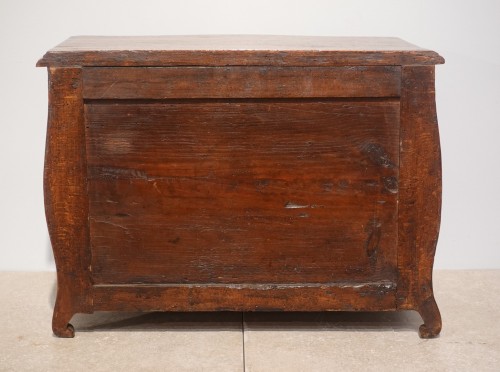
[[398, 66, 442, 337], [82, 66, 401, 99], [44, 68, 92, 337], [37, 35, 445, 67], [93, 282, 397, 312], [85, 100, 400, 285]]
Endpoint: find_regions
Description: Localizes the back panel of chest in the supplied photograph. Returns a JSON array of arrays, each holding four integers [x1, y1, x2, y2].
[[39, 36, 444, 338], [85, 99, 399, 285]]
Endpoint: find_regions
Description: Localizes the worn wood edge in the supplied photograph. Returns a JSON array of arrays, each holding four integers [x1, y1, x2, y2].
[[82, 66, 401, 99], [37, 50, 444, 68], [397, 65, 442, 338], [44, 67, 93, 337], [92, 282, 396, 312]]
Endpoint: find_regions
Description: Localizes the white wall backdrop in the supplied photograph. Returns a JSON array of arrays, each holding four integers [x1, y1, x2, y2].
[[1, 0, 499, 270]]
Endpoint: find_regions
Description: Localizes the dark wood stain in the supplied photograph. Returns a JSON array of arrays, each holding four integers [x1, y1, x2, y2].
[[397, 66, 442, 338], [38, 35, 443, 339], [85, 101, 399, 285], [93, 282, 396, 312], [44, 68, 92, 338], [82, 66, 401, 99], [36, 35, 445, 67]]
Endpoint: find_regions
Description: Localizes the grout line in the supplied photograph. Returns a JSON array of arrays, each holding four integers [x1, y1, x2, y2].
[[242, 312, 246, 372]]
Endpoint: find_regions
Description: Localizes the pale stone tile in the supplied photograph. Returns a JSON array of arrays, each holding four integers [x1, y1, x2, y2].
[[243, 270, 500, 372], [0, 272, 243, 372], [2, 271, 500, 371]]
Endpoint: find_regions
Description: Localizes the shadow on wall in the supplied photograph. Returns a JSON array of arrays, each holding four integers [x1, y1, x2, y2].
[[47, 236, 57, 308], [49, 275, 56, 309], [46, 236, 55, 269]]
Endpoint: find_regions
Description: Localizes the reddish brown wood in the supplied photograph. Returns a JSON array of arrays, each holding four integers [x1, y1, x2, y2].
[[43, 68, 92, 338], [36, 35, 444, 67], [38, 36, 444, 338], [93, 282, 396, 312], [85, 101, 399, 285], [82, 66, 401, 99], [397, 66, 442, 338]]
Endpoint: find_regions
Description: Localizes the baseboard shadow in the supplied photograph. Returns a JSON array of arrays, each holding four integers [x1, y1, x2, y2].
[[68, 310, 422, 333]]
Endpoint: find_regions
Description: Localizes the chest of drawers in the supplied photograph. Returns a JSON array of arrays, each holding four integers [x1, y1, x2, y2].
[[38, 35, 444, 338]]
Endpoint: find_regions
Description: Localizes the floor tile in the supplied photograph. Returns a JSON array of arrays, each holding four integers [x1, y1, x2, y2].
[[2, 271, 499, 371], [242, 270, 500, 372], [0, 273, 244, 372]]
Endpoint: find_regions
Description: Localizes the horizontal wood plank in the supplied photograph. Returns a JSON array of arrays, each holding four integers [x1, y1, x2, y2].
[[37, 35, 445, 67], [93, 282, 397, 311], [83, 67, 401, 99]]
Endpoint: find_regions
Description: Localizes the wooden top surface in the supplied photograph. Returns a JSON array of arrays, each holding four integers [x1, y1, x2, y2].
[[37, 35, 444, 67]]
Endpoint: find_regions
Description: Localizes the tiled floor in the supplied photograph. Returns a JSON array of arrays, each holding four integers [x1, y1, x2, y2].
[[1, 271, 499, 371]]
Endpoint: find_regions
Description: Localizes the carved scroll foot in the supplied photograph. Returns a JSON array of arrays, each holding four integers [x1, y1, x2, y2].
[[52, 320, 75, 338], [417, 295, 442, 338], [52, 286, 76, 338]]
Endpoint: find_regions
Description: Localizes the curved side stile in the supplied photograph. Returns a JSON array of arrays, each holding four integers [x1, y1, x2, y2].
[[398, 65, 442, 338], [44, 68, 92, 337]]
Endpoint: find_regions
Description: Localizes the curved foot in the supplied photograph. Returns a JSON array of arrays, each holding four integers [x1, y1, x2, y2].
[[53, 322, 75, 338], [417, 295, 442, 338], [419, 323, 439, 339], [52, 290, 76, 338]]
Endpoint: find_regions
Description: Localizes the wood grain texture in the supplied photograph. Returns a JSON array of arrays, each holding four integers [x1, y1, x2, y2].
[[83, 66, 401, 99], [93, 282, 396, 312], [37, 35, 445, 67], [38, 36, 444, 337], [85, 101, 399, 285], [397, 66, 442, 338], [44, 68, 92, 338]]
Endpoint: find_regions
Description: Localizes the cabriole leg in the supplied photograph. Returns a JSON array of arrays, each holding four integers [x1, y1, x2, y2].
[[418, 294, 442, 338], [44, 67, 92, 337]]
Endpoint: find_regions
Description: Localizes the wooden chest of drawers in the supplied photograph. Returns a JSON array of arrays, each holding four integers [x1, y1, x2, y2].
[[38, 35, 444, 338]]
